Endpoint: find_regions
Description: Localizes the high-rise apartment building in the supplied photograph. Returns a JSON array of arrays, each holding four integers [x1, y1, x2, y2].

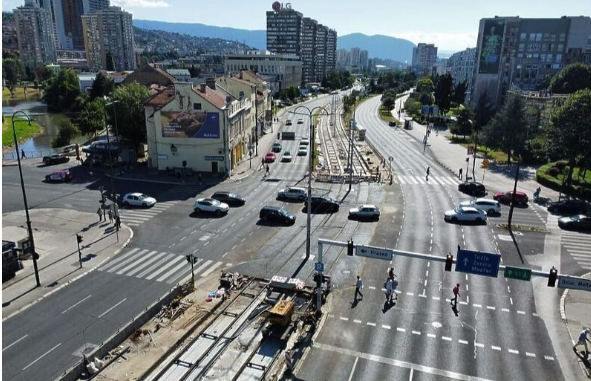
[[14, 0, 56, 67], [81, 6, 135, 71], [447, 48, 477, 103], [336, 48, 348, 69], [350, 47, 360, 68], [359, 50, 369, 70], [266, 3, 336, 86], [412, 43, 438, 76], [471, 16, 591, 107]]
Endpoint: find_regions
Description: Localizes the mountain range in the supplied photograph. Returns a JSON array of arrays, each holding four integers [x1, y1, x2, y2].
[[133, 19, 417, 62]]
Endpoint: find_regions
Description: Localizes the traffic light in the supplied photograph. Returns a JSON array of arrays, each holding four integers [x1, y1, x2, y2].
[[445, 253, 453, 272], [548, 267, 558, 287], [347, 239, 354, 256], [76, 234, 83, 244]]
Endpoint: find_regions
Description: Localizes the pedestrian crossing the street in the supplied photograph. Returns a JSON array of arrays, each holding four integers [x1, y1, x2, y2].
[[395, 175, 462, 186], [561, 231, 591, 270], [98, 248, 231, 283], [119, 201, 176, 227]]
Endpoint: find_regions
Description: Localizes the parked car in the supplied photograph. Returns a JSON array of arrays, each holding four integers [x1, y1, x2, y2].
[[272, 142, 282, 153], [122, 192, 157, 208], [286, 120, 293, 126], [547, 200, 587, 215], [493, 191, 529, 206], [297, 119, 304, 124], [45, 169, 73, 182], [306, 195, 339, 213], [444, 206, 487, 223], [388, 121, 397, 127], [193, 198, 229, 215], [459, 198, 501, 215], [297, 147, 308, 156], [558, 215, 591, 231], [278, 186, 307, 200], [211, 191, 246, 207], [43, 153, 70, 166], [264, 152, 276, 163], [282, 151, 293, 162], [300, 137, 310, 146], [349, 205, 381, 220], [458, 181, 486, 196], [259, 206, 296, 225]]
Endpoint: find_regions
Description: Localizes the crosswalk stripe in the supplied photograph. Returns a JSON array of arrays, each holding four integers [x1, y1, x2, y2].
[[406, 176, 417, 184], [121, 210, 159, 217], [120, 215, 152, 221], [136, 253, 174, 278], [450, 176, 462, 184], [155, 259, 187, 282], [563, 242, 591, 249], [398, 176, 406, 184], [566, 249, 591, 254], [194, 259, 213, 274], [414, 176, 425, 184], [439, 176, 454, 185], [428, 177, 442, 185], [106, 249, 149, 273], [201, 262, 223, 277], [166, 267, 190, 284], [118, 250, 159, 275], [100, 248, 141, 271], [145, 255, 185, 280]]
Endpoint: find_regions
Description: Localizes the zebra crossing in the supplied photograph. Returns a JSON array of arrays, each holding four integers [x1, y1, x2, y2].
[[119, 201, 176, 226], [396, 175, 462, 186], [98, 248, 231, 283], [561, 231, 591, 270]]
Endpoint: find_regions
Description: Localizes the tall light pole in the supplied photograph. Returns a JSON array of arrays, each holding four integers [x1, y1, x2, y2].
[[290, 105, 329, 261], [11, 111, 41, 287], [103, 98, 120, 201]]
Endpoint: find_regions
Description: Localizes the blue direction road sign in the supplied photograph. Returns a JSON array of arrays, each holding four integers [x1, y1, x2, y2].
[[455, 249, 501, 278], [356, 246, 393, 261], [315, 262, 325, 272], [558, 276, 591, 292]]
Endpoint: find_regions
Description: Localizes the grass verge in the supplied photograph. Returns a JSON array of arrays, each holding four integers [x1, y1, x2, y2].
[[2, 86, 42, 101], [2, 115, 43, 147], [496, 223, 549, 233], [445, 136, 509, 163], [537, 161, 591, 200]]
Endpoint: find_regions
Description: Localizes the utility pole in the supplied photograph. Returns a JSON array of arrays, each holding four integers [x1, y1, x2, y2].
[[76, 234, 83, 268], [349, 112, 355, 191]]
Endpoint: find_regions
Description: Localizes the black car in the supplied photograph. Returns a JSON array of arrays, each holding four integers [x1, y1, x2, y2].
[[43, 154, 70, 166], [458, 181, 486, 196], [305, 195, 339, 213], [558, 215, 591, 231], [211, 191, 246, 207], [388, 121, 397, 127], [259, 206, 296, 225], [547, 200, 587, 215]]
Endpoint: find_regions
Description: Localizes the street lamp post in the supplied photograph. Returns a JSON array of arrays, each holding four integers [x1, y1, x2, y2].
[[103, 98, 120, 201], [11, 111, 41, 287]]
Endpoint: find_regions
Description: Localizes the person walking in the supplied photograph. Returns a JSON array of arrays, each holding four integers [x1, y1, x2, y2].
[[107, 208, 113, 224], [451, 283, 461, 307], [265, 164, 270, 176], [573, 328, 591, 355], [21, 149, 27, 159], [97, 207, 103, 222], [385, 277, 394, 303], [459, 168, 463, 180], [115, 215, 121, 230], [426, 166, 430, 182], [354, 276, 363, 300]]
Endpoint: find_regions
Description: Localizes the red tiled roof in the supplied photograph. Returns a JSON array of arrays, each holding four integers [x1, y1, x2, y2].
[[193, 85, 227, 109], [145, 87, 174, 107]]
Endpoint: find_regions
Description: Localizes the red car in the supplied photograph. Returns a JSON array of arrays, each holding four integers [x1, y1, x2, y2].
[[493, 190, 529, 206], [45, 169, 73, 182], [264, 152, 276, 163]]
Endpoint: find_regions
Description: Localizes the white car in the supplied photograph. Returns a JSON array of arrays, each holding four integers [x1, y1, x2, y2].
[[300, 137, 310, 146], [444, 206, 487, 223], [282, 151, 293, 162], [349, 205, 381, 220], [193, 198, 229, 214], [297, 147, 308, 156], [278, 186, 307, 200], [459, 198, 501, 215], [122, 192, 157, 208]]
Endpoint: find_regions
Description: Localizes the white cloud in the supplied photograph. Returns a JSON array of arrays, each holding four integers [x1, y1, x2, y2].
[[111, 0, 171, 8], [393, 32, 478, 52]]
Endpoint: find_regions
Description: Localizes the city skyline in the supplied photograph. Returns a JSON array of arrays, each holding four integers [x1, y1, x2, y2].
[[3, 0, 589, 51]]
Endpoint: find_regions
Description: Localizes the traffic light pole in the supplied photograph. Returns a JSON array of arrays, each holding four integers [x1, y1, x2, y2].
[[76, 234, 83, 268]]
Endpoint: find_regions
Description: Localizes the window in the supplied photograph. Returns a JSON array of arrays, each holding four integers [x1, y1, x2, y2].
[[193, 103, 202, 110], [520, 33, 526, 42], [550, 34, 556, 42], [559, 33, 566, 42], [518, 43, 525, 51], [557, 44, 564, 52], [541, 43, 548, 52], [543, 33, 550, 41], [556, 54, 562, 63], [529, 33, 536, 41], [547, 54, 553, 62], [536, 33, 542, 42], [540, 54, 546, 62]]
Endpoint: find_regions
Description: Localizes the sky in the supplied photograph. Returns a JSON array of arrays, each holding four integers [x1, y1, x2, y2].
[[2, 0, 590, 51]]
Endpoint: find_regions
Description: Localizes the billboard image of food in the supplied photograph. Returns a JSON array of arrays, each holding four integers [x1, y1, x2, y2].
[[479, 19, 505, 74], [161, 111, 220, 139]]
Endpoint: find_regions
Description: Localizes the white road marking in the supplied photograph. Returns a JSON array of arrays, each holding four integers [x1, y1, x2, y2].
[[367, 322, 376, 327], [474, 343, 484, 348], [61, 295, 92, 314], [458, 340, 468, 345], [508, 349, 519, 354], [432, 297, 440, 301], [544, 356, 554, 361], [406, 292, 414, 296], [517, 311, 525, 315], [409, 368, 414, 381], [382, 325, 391, 330], [340, 316, 349, 321], [526, 352, 536, 357], [412, 331, 421, 335], [98, 298, 127, 318], [501, 308, 510, 312], [3, 335, 28, 352], [397, 327, 406, 332], [201, 261, 223, 277], [492, 346, 501, 351], [347, 356, 359, 381], [487, 306, 495, 310], [442, 336, 452, 341], [427, 334, 436, 338], [22, 343, 62, 370], [473, 304, 482, 308], [368, 286, 376, 290]]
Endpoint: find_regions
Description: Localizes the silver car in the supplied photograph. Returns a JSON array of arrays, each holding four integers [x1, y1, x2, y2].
[[349, 205, 381, 220], [122, 193, 157, 208], [193, 198, 229, 215], [278, 186, 307, 200], [459, 198, 501, 215]]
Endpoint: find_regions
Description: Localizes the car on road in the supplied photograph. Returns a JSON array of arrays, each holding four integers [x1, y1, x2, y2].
[[388, 121, 397, 127], [493, 190, 529, 206], [122, 193, 156, 208], [297, 119, 304, 124], [264, 152, 276, 163], [282, 150, 293, 162], [272, 142, 282, 153], [286, 120, 293, 126], [259, 206, 296, 225], [459, 198, 501, 215], [349, 205, 381, 220], [43, 153, 70, 166], [278, 186, 307, 200], [211, 191, 246, 206], [306, 195, 339, 213], [45, 169, 73, 182], [300, 137, 310, 146], [193, 198, 229, 215], [297, 147, 308, 156], [458, 181, 486, 196], [558, 215, 591, 231], [444, 206, 487, 223], [547, 200, 587, 215]]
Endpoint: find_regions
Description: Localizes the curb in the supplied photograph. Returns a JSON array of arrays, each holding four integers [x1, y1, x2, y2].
[[2, 225, 133, 322]]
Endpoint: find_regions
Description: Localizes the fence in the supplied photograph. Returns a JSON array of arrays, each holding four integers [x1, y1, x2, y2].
[[3, 144, 77, 161]]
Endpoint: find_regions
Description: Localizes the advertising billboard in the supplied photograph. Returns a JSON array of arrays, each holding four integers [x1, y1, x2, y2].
[[479, 19, 505, 74], [161, 111, 220, 139]]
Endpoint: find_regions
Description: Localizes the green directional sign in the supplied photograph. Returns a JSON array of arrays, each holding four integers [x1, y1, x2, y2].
[[504, 266, 532, 281]]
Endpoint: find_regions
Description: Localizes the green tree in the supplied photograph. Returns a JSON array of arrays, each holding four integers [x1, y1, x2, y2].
[[382, 96, 395, 111], [110, 82, 151, 152], [419, 92, 433, 106], [52, 120, 80, 148], [474, 91, 494, 132], [43, 69, 81, 112], [452, 81, 468, 105], [454, 107, 474, 138], [2, 58, 25, 88], [77, 99, 105, 136], [547, 89, 591, 187], [550, 63, 591, 94], [105, 52, 116, 71], [415, 77, 434, 94], [89, 72, 114, 100], [286, 86, 299, 102], [434, 73, 453, 114], [482, 94, 529, 164], [404, 98, 422, 118]]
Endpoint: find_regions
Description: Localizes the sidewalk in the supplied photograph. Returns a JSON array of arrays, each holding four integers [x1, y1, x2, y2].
[[562, 272, 591, 377], [2, 208, 132, 320]]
